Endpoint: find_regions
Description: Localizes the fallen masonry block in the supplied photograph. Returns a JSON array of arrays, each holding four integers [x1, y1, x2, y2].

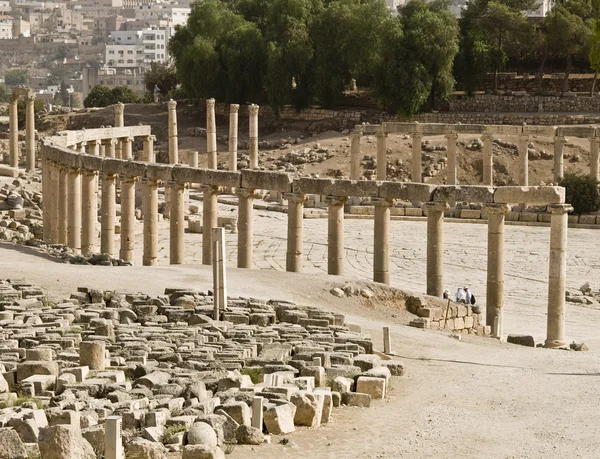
[[341, 392, 372, 408], [506, 335, 535, 347], [356, 376, 386, 400]]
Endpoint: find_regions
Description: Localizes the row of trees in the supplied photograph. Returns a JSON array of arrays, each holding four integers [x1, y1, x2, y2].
[[169, 0, 458, 115]]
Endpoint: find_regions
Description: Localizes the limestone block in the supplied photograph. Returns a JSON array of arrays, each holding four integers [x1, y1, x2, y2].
[[341, 392, 372, 408], [568, 215, 579, 224], [242, 169, 292, 192], [417, 307, 442, 320], [331, 376, 354, 393], [379, 360, 405, 376], [179, 168, 240, 188], [145, 163, 173, 182], [356, 376, 386, 400], [559, 126, 595, 137], [300, 366, 325, 387], [349, 206, 374, 215], [379, 182, 435, 202], [0, 428, 27, 459], [365, 366, 392, 384], [16, 361, 59, 382], [390, 207, 405, 216], [236, 425, 265, 445], [522, 125, 556, 137], [80, 154, 104, 172], [519, 213, 538, 222], [290, 392, 323, 428], [186, 422, 218, 448], [489, 125, 521, 136], [579, 215, 596, 225], [404, 207, 423, 217], [454, 317, 465, 329], [507, 334, 535, 347], [353, 354, 381, 372], [135, 371, 170, 389], [125, 437, 168, 459], [506, 211, 520, 221], [26, 348, 53, 362], [464, 316, 474, 328], [460, 209, 481, 219], [182, 445, 225, 459], [433, 185, 494, 204], [0, 166, 20, 178], [452, 124, 486, 134], [217, 402, 251, 427], [79, 342, 105, 371], [313, 389, 332, 424], [494, 186, 564, 205], [38, 425, 96, 459]]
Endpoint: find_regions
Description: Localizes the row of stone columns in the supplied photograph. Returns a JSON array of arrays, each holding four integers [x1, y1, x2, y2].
[[8, 91, 36, 171]]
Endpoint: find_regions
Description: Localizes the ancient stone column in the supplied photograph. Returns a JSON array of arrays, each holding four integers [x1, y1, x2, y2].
[[49, 162, 60, 244], [373, 198, 393, 284], [188, 151, 199, 168], [141, 178, 158, 266], [89, 139, 100, 156], [25, 91, 36, 171], [424, 202, 447, 297], [201, 185, 219, 265], [114, 103, 124, 159], [77, 142, 87, 154], [101, 173, 116, 256], [9, 95, 18, 168], [546, 204, 573, 348], [376, 131, 388, 180], [80, 341, 105, 371], [249, 104, 259, 169], [104, 138, 116, 159], [120, 137, 133, 160], [67, 167, 82, 252], [350, 133, 361, 180], [207, 98, 217, 169], [590, 137, 600, 181], [142, 135, 155, 162], [327, 196, 347, 275], [482, 134, 494, 186], [119, 175, 136, 263], [445, 133, 458, 185], [285, 193, 305, 273], [237, 188, 255, 269], [518, 134, 529, 186], [42, 158, 51, 242], [486, 203, 508, 338], [81, 169, 98, 255], [169, 181, 185, 265], [553, 136, 565, 183], [412, 133, 423, 183], [58, 166, 68, 245], [229, 104, 239, 171], [98, 140, 106, 157], [168, 99, 178, 164]]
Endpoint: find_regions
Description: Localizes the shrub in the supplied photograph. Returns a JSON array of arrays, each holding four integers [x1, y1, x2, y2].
[[559, 172, 600, 214]]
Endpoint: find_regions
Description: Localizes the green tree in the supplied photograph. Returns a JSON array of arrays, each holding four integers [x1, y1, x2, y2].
[[84, 85, 115, 108], [0, 83, 10, 103], [589, 19, 600, 94], [4, 69, 28, 86], [143, 62, 179, 98], [111, 85, 139, 104], [17, 98, 44, 129], [560, 172, 600, 214]]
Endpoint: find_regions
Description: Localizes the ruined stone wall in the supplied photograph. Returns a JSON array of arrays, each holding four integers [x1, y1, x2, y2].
[[448, 94, 600, 113], [470, 73, 597, 93], [212, 101, 362, 123]]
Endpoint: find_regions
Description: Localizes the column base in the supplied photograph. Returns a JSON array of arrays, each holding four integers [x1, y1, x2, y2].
[[544, 339, 567, 349]]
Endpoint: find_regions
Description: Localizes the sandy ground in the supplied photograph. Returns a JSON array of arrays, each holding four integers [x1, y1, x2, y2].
[[1, 244, 600, 459]]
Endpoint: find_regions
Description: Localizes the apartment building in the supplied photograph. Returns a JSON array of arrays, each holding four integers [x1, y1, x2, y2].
[[104, 27, 170, 69]]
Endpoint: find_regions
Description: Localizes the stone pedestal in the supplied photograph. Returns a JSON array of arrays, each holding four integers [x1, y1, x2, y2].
[[590, 137, 600, 181], [237, 188, 255, 269], [376, 132, 387, 180], [482, 134, 493, 185], [424, 202, 447, 297], [25, 92, 36, 171], [518, 135, 529, 186], [202, 185, 219, 265], [546, 204, 572, 348], [80, 341, 105, 371], [169, 181, 185, 265], [9, 96, 18, 168], [350, 133, 361, 180], [58, 167, 68, 245], [229, 104, 239, 171], [81, 170, 98, 256], [486, 203, 508, 337], [142, 178, 158, 266], [373, 198, 392, 284], [412, 133, 423, 183], [207, 98, 217, 169], [327, 196, 347, 275], [553, 136, 565, 183], [445, 133, 458, 185], [101, 173, 116, 256], [67, 168, 82, 252], [142, 136, 155, 163], [168, 99, 178, 164], [249, 104, 259, 169], [119, 176, 136, 263], [285, 193, 305, 273]]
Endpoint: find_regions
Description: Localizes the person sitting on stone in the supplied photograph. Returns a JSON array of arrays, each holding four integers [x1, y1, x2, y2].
[[456, 287, 466, 303], [443, 289, 450, 300], [464, 287, 473, 305]]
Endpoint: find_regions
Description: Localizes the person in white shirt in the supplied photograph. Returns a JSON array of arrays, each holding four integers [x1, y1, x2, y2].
[[465, 287, 472, 305], [456, 287, 466, 303]]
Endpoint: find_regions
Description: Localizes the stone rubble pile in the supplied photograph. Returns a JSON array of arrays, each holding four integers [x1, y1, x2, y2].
[[0, 279, 403, 459], [565, 282, 600, 306], [0, 174, 44, 244]]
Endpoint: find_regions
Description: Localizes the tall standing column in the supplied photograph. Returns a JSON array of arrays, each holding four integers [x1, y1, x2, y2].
[[553, 136, 565, 183], [229, 104, 239, 171], [81, 169, 98, 255], [373, 198, 393, 284], [120, 137, 133, 160], [482, 134, 494, 185], [590, 137, 600, 181], [237, 188, 255, 269], [25, 91, 36, 171], [58, 166, 68, 245], [518, 134, 529, 186], [350, 133, 361, 180], [424, 202, 447, 297], [285, 193, 305, 273], [9, 95, 18, 168], [89, 139, 100, 156], [445, 133, 458, 185], [101, 173, 116, 256], [67, 168, 82, 253], [104, 139, 116, 159], [143, 135, 155, 162], [114, 103, 124, 159], [546, 204, 573, 348], [168, 99, 178, 164], [119, 176, 136, 263], [201, 185, 219, 265], [98, 140, 106, 157], [486, 203, 508, 338], [142, 178, 158, 266], [169, 181, 185, 265], [207, 98, 217, 169], [412, 133, 423, 183], [49, 162, 60, 244], [249, 104, 259, 169], [376, 131, 388, 180], [42, 158, 50, 242], [326, 196, 347, 276]]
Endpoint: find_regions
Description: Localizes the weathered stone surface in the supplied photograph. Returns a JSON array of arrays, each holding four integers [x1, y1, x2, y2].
[[236, 425, 265, 445], [125, 437, 168, 459], [263, 403, 296, 435], [186, 422, 218, 448], [506, 334, 535, 347], [182, 444, 226, 459], [38, 425, 96, 459], [341, 392, 372, 408], [217, 402, 251, 427], [291, 392, 323, 428], [356, 376, 386, 400], [0, 428, 27, 459], [493, 186, 564, 205]]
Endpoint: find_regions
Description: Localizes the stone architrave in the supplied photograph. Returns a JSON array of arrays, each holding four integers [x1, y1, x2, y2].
[[284, 193, 305, 273], [248, 104, 259, 169], [486, 203, 508, 338], [423, 202, 448, 297], [326, 196, 347, 276], [229, 104, 239, 171]]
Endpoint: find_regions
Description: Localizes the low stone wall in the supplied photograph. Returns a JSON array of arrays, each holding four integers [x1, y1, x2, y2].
[[212, 101, 362, 123], [449, 94, 600, 113], [466, 73, 597, 94], [391, 111, 600, 126]]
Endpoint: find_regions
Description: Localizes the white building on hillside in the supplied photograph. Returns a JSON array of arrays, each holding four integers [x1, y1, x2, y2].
[[104, 27, 171, 69]]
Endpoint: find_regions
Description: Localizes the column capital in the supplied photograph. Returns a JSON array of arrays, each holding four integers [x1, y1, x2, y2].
[[589, 137, 600, 144], [485, 203, 509, 215], [207, 98, 215, 110], [236, 188, 256, 199], [283, 192, 305, 204], [167, 180, 186, 190], [167, 99, 177, 110], [481, 134, 494, 141], [82, 169, 98, 177], [372, 197, 394, 207], [248, 103, 259, 116], [143, 135, 156, 142], [411, 132, 423, 138], [88, 139, 101, 146], [325, 195, 347, 206], [350, 132, 361, 140], [422, 202, 449, 215], [101, 171, 116, 178], [119, 136, 133, 143], [230, 103, 240, 113], [376, 131, 388, 139], [114, 102, 124, 116], [199, 184, 221, 194], [26, 90, 35, 102], [554, 135, 566, 142], [548, 203, 573, 215], [445, 133, 459, 140], [119, 174, 137, 183], [140, 177, 158, 185], [101, 138, 117, 146]]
